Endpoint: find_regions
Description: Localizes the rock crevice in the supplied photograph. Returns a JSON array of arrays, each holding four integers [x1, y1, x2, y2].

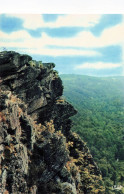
[[0, 51, 105, 194]]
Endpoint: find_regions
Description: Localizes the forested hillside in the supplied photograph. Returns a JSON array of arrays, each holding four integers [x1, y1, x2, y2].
[[61, 74, 124, 193]]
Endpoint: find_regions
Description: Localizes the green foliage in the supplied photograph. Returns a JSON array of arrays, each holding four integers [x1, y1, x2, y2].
[[61, 74, 124, 192]]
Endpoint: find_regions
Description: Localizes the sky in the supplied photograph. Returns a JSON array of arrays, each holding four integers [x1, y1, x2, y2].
[[0, 14, 124, 76]]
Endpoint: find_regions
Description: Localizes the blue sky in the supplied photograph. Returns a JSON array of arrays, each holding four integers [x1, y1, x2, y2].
[[0, 14, 124, 76]]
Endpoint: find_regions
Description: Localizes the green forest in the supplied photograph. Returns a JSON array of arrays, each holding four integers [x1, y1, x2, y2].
[[60, 74, 124, 193]]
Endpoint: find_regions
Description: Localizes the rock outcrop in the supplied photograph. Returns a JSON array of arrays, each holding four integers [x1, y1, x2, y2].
[[0, 51, 105, 194]]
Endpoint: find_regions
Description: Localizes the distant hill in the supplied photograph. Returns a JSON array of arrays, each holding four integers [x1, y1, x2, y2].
[[61, 74, 124, 193]]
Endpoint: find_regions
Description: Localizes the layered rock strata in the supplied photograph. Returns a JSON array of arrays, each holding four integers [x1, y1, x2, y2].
[[0, 51, 105, 194]]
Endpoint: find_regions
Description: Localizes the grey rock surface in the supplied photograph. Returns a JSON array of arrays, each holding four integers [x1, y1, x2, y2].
[[0, 51, 105, 194]]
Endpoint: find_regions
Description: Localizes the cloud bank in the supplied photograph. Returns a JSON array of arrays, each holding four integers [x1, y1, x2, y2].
[[0, 14, 124, 76]]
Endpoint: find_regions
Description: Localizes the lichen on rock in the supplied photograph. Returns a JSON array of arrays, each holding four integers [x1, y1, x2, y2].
[[0, 51, 105, 194]]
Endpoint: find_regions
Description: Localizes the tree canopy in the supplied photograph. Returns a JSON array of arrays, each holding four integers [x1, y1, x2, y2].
[[61, 74, 124, 193]]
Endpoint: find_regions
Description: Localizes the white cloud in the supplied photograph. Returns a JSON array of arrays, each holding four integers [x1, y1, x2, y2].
[[0, 30, 100, 56], [24, 48, 100, 56], [46, 14, 101, 28], [2, 14, 124, 49], [0, 22, 124, 50], [75, 62, 122, 69], [1, 14, 124, 76], [41, 22, 124, 48], [5, 14, 44, 29], [5, 14, 101, 29], [0, 15, 124, 61]]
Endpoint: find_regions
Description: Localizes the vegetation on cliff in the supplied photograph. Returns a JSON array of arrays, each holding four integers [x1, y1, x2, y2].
[[0, 51, 105, 194]]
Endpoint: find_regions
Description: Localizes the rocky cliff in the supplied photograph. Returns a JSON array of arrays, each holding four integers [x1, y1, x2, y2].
[[0, 51, 105, 194]]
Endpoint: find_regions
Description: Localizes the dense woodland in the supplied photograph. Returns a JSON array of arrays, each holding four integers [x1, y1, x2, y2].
[[61, 74, 124, 193]]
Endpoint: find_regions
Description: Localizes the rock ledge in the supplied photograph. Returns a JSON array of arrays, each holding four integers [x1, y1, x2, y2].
[[0, 51, 105, 194]]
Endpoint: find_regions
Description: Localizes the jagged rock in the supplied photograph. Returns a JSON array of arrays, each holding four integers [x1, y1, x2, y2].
[[0, 51, 32, 77], [0, 51, 105, 194]]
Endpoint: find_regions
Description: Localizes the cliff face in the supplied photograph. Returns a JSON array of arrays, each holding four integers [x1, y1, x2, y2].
[[0, 51, 105, 194]]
